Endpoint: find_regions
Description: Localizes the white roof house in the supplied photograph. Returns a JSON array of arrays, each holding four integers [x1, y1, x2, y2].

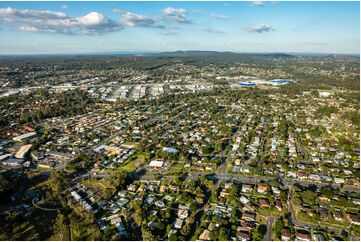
[[71, 191, 81, 201], [13, 132, 37, 142], [15, 144, 32, 159], [174, 218, 183, 229], [148, 160, 164, 168]]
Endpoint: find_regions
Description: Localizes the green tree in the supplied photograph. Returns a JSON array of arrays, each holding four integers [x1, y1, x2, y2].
[[320, 186, 334, 199], [0, 175, 9, 193], [300, 190, 316, 204], [273, 218, 283, 239], [141, 226, 154, 241], [219, 228, 229, 241], [132, 201, 143, 225], [257, 224, 267, 239], [155, 221, 165, 231], [48, 170, 67, 204]]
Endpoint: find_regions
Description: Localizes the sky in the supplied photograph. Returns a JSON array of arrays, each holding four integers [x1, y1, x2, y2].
[[0, 1, 359, 54]]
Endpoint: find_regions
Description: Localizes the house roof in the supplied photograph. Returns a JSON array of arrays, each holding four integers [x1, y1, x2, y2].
[[174, 218, 183, 228], [333, 210, 343, 219], [347, 213, 360, 222], [275, 199, 283, 207], [199, 229, 211, 241], [296, 232, 311, 240], [241, 221, 255, 230], [259, 198, 270, 206], [148, 160, 164, 167], [257, 184, 268, 191], [242, 212, 256, 221], [281, 228, 291, 237], [236, 231, 251, 239]]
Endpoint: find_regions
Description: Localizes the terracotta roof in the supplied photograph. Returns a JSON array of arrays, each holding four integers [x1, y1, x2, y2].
[[257, 184, 268, 191], [296, 232, 311, 240]]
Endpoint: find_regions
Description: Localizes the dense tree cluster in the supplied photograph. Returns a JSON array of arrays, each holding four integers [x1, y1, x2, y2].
[[0, 89, 93, 128]]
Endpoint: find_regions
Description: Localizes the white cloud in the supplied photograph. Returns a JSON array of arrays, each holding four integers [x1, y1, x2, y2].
[[203, 27, 224, 34], [112, 8, 126, 14], [160, 31, 178, 35], [61, 5, 69, 9], [121, 11, 164, 28], [247, 23, 274, 33], [210, 14, 230, 20], [0, 7, 67, 19], [76, 12, 123, 34], [252, 1, 265, 6], [19, 25, 39, 32], [252, 1, 277, 6], [0, 7, 123, 35], [161, 7, 190, 24], [77, 12, 106, 26]]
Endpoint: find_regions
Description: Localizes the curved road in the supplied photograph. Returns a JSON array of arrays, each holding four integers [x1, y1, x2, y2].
[[32, 198, 63, 211]]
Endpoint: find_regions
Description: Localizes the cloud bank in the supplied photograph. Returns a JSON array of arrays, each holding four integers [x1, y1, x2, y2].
[[161, 7, 191, 23], [121, 11, 164, 29], [252, 1, 265, 6], [0, 7, 123, 35]]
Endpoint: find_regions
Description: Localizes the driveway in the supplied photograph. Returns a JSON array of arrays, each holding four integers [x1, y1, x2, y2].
[[264, 216, 276, 241]]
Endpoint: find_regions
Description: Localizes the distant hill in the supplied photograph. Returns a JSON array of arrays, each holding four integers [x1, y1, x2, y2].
[[2, 50, 357, 58], [149, 50, 294, 58]]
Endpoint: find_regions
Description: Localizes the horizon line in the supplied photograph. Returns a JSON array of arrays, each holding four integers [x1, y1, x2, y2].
[[0, 50, 359, 57]]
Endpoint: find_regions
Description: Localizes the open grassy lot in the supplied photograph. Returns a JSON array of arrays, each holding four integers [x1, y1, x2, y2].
[[164, 162, 185, 174], [121, 142, 140, 149], [118, 152, 150, 173], [81, 178, 116, 200], [256, 214, 267, 224]]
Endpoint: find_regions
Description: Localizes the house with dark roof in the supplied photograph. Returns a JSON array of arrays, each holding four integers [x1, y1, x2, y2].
[[259, 198, 270, 207], [333, 210, 344, 221], [347, 213, 360, 225], [275, 199, 283, 211], [296, 231, 311, 241], [281, 228, 292, 241], [236, 230, 251, 241], [241, 211, 256, 221], [319, 209, 329, 220]]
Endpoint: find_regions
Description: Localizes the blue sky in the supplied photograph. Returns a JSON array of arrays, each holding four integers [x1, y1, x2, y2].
[[0, 1, 359, 54]]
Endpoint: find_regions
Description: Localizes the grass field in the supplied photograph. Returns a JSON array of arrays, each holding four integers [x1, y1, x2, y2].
[[82, 179, 114, 190], [121, 142, 141, 149], [164, 162, 184, 174], [118, 152, 150, 173], [81, 179, 115, 199]]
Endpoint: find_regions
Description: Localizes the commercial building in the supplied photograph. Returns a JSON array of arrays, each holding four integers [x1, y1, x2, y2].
[[13, 132, 37, 142], [15, 144, 32, 159], [148, 160, 164, 169]]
